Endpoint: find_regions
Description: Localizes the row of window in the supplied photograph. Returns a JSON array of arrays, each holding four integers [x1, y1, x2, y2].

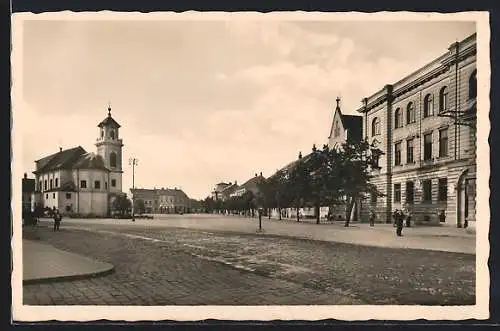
[[392, 178, 448, 204], [393, 128, 449, 166], [101, 129, 118, 140], [80, 179, 117, 189], [45, 192, 74, 200], [40, 178, 117, 191], [371, 70, 477, 136]]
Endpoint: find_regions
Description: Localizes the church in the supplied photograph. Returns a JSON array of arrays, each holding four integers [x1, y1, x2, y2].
[[32, 106, 125, 217]]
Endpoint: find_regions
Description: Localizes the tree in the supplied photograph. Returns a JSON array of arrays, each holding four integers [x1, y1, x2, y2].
[[201, 196, 215, 213], [287, 152, 311, 222], [112, 195, 132, 216], [337, 139, 384, 227], [134, 199, 146, 215]]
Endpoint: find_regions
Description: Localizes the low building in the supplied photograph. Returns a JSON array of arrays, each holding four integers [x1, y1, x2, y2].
[[229, 173, 265, 198], [131, 187, 191, 214]]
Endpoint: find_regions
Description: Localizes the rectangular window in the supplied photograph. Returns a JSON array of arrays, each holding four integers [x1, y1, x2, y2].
[[80, 180, 87, 188], [394, 142, 402, 166], [438, 178, 448, 201], [111, 179, 116, 187], [52, 193, 55, 199], [45, 193, 48, 199], [439, 128, 449, 157], [49, 179, 53, 189], [394, 183, 401, 203], [39, 181, 42, 191], [422, 179, 432, 202], [105, 182, 108, 189], [44, 180, 47, 191], [94, 181, 101, 189], [406, 181, 415, 203], [66, 193, 72, 199], [406, 139, 414, 163], [55, 178, 59, 187], [424, 133, 433, 161]]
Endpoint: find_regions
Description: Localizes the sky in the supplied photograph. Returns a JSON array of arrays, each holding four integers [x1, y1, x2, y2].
[[19, 18, 476, 200]]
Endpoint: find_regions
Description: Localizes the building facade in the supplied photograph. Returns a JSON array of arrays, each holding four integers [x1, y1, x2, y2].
[[358, 33, 477, 227], [131, 187, 191, 214], [32, 107, 125, 217]]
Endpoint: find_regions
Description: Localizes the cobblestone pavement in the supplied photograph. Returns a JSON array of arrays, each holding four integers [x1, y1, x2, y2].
[[23, 224, 475, 305]]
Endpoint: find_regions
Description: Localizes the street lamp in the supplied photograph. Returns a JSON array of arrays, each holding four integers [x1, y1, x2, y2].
[[129, 158, 138, 222]]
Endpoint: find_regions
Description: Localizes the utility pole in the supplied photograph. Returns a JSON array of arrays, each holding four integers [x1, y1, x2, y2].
[[129, 158, 138, 222]]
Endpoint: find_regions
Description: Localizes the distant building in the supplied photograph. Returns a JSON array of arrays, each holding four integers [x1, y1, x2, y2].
[[230, 173, 265, 198], [31, 107, 125, 217], [130, 187, 191, 213], [211, 182, 233, 200], [358, 33, 476, 227]]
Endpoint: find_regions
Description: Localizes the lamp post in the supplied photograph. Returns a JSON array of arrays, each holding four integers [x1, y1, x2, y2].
[[129, 158, 138, 222]]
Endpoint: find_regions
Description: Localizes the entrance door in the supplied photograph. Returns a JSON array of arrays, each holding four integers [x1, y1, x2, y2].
[[464, 178, 476, 221]]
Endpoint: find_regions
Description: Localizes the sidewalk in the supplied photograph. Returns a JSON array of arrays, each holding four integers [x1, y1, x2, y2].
[[23, 239, 115, 284]]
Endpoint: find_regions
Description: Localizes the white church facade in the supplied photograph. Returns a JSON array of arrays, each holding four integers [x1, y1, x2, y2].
[[32, 107, 125, 217]]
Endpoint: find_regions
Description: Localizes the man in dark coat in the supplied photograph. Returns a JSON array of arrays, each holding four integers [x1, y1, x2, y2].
[[395, 209, 405, 236], [53, 209, 62, 232]]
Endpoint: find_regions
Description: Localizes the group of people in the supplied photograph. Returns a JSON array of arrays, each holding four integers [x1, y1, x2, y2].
[[368, 208, 413, 237]]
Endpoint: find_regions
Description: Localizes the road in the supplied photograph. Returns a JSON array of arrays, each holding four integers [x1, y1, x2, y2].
[[23, 215, 475, 305]]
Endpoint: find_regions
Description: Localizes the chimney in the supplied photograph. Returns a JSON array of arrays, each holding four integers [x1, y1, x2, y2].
[[255, 173, 257, 177], [59, 147, 62, 152], [235, 180, 237, 185], [260, 172, 262, 177], [23, 173, 27, 179]]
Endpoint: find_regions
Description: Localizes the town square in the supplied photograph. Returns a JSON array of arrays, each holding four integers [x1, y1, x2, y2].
[[13, 12, 488, 319]]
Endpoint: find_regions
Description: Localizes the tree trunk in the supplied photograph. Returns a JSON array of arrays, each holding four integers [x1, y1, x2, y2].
[[344, 197, 355, 227], [278, 205, 282, 220], [315, 203, 320, 224], [296, 204, 300, 222], [268, 207, 271, 219]]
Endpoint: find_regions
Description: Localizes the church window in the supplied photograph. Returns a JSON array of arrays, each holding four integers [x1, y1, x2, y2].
[[80, 180, 87, 188], [66, 193, 71, 199], [45, 194, 48, 199], [44, 180, 47, 191], [55, 178, 59, 187], [101, 130, 104, 138], [110, 152, 117, 168], [111, 179, 116, 187], [105, 182, 108, 189], [94, 181, 101, 189], [50, 179, 53, 189], [110, 130, 115, 139], [52, 193, 55, 199]]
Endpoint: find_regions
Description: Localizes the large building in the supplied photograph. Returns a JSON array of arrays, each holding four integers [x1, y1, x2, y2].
[[31, 107, 125, 217], [358, 33, 477, 227], [131, 187, 191, 214]]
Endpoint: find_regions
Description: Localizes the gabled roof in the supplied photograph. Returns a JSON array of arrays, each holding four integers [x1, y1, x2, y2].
[[239, 174, 265, 192], [73, 153, 110, 171], [33, 146, 87, 174], [342, 115, 363, 142], [328, 98, 363, 143], [98, 108, 121, 128]]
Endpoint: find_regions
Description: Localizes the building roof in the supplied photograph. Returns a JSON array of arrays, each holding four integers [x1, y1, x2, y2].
[[130, 187, 190, 200], [342, 115, 363, 142], [73, 153, 110, 171], [33, 146, 87, 174], [98, 107, 121, 128], [239, 174, 265, 193]]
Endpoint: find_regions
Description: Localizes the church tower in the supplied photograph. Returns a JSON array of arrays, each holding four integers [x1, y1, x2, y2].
[[96, 105, 123, 193]]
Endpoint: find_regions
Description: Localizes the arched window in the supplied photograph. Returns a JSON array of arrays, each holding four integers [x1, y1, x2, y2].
[[110, 130, 115, 139], [439, 86, 448, 113], [110, 152, 117, 168], [406, 102, 416, 124], [334, 120, 341, 137], [371, 117, 380, 136], [394, 108, 403, 128], [423, 94, 434, 117], [469, 70, 477, 100], [100, 130, 104, 138]]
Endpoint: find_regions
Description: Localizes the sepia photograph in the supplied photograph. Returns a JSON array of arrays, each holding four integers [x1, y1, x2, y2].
[[11, 11, 490, 321]]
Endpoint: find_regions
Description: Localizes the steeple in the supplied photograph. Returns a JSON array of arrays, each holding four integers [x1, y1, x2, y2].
[[108, 101, 112, 117], [336, 96, 341, 111]]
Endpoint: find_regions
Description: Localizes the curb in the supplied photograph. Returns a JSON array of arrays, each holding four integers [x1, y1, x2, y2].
[[23, 264, 115, 285]]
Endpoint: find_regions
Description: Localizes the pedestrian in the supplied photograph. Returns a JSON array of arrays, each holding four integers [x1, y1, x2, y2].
[[405, 209, 412, 228], [369, 209, 376, 227], [392, 209, 398, 227], [395, 209, 404, 237], [53, 209, 62, 232]]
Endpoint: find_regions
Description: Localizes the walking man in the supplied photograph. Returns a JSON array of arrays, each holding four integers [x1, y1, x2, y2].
[[395, 209, 404, 237], [369, 209, 376, 227], [53, 209, 62, 232]]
